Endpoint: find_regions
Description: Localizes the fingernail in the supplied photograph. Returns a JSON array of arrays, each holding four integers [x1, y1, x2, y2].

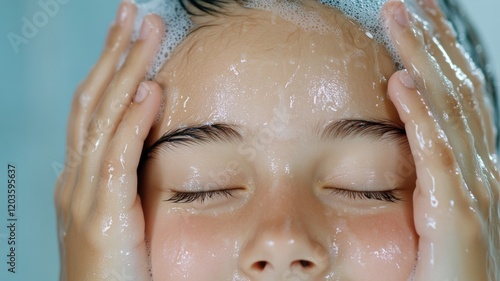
[[139, 16, 153, 40], [134, 82, 150, 103], [392, 2, 410, 27], [399, 69, 416, 89], [115, 3, 130, 26]]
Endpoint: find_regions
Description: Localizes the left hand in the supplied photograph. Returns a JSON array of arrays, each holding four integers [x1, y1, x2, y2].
[[54, 3, 164, 279], [381, 0, 500, 280]]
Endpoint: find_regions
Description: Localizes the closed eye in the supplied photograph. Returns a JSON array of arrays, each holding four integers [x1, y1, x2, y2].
[[166, 190, 235, 204], [329, 188, 402, 202]]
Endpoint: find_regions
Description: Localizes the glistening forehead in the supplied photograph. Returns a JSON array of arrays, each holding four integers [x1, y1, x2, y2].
[[169, 2, 394, 65], [149, 4, 400, 146], [135, 0, 426, 78]]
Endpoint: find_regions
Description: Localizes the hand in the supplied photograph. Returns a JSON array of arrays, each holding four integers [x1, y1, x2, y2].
[[382, 0, 500, 280], [54, 2, 164, 280]]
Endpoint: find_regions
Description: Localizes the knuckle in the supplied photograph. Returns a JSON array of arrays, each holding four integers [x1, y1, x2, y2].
[[69, 198, 89, 226], [419, 126, 455, 168], [88, 117, 113, 138], [442, 97, 469, 130], [444, 92, 461, 114], [109, 92, 133, 115], [100, 156, 122, 181], [71, 85, 89, 114], [104, 25, 126, 54], [55, 182, 71, 213], [113, 68, 132, 88], [459, 93, 479, 117], [433, 136, 455, 168]]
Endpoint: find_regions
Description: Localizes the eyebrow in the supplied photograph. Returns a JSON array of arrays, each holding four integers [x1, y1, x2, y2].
[[320, 119, 406, 143], [140, 119, 407, 164], [140, 123, 243, 164]]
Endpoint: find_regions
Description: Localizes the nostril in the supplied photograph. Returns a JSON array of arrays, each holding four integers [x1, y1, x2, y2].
[[290, 259, 315, 270], [299, 260, 313, 268], [252, 261, 268, 271]]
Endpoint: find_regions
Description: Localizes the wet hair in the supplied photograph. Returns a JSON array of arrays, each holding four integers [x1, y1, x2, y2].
[[179, 0, 498, 146], [180, 0, 241, 15]]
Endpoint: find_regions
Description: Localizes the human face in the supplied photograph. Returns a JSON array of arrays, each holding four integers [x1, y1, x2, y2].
[[139, 3, 418, 280]]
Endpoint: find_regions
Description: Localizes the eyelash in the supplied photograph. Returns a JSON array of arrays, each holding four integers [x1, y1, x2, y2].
[[166, 190, 235, 204], [330, 188, 401, 203], [166, 189, 401, 204]]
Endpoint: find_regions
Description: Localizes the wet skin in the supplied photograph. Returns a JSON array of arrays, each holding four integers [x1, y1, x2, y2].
[[140, 4, 418, 280], [55, 0, 499, 280]]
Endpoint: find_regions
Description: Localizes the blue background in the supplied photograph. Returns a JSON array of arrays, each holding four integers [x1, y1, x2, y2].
[[0, 0, 499, 280]]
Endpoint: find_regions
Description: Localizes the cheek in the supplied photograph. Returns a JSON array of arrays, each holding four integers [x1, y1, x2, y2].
[[334, 211, 418, 280], [146, 211, 241, 281], [143, 190, 418, 280]]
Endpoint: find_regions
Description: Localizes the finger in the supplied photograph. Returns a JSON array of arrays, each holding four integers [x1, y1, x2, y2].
[[478, 86, 498, 155], [382, 1, 478, 180], [67, 2, 137, 152], [81, 14, 164, 182], [417, 0, 494, 158], [400, 3, 497, 202], [388, 69, 470, 206], [423, 36, 498, 224], [98, 81, 162, 213], [54, 169, 75, 230], [387, 70, 487, 281], [426, 37, 491, 158], [419, 0, 483, 85]]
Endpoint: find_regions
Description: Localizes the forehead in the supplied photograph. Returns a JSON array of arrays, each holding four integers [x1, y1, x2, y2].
[[150, 4, 400, 145]]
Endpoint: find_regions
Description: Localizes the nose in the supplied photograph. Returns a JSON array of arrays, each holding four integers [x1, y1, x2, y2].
[[239, 218, 329, 280]]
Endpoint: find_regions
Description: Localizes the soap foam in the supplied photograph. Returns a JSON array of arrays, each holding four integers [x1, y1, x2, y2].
[[133, 0, 192, 79], [246, 0, 432, 69], [133, 0, 431, 78], [321, 0, 401, 65], [245, 0, 339, 34], [321, 0, 432, 68]]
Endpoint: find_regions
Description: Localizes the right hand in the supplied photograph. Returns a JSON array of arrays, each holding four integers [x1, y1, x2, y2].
[[54, 2, 164, 280]]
